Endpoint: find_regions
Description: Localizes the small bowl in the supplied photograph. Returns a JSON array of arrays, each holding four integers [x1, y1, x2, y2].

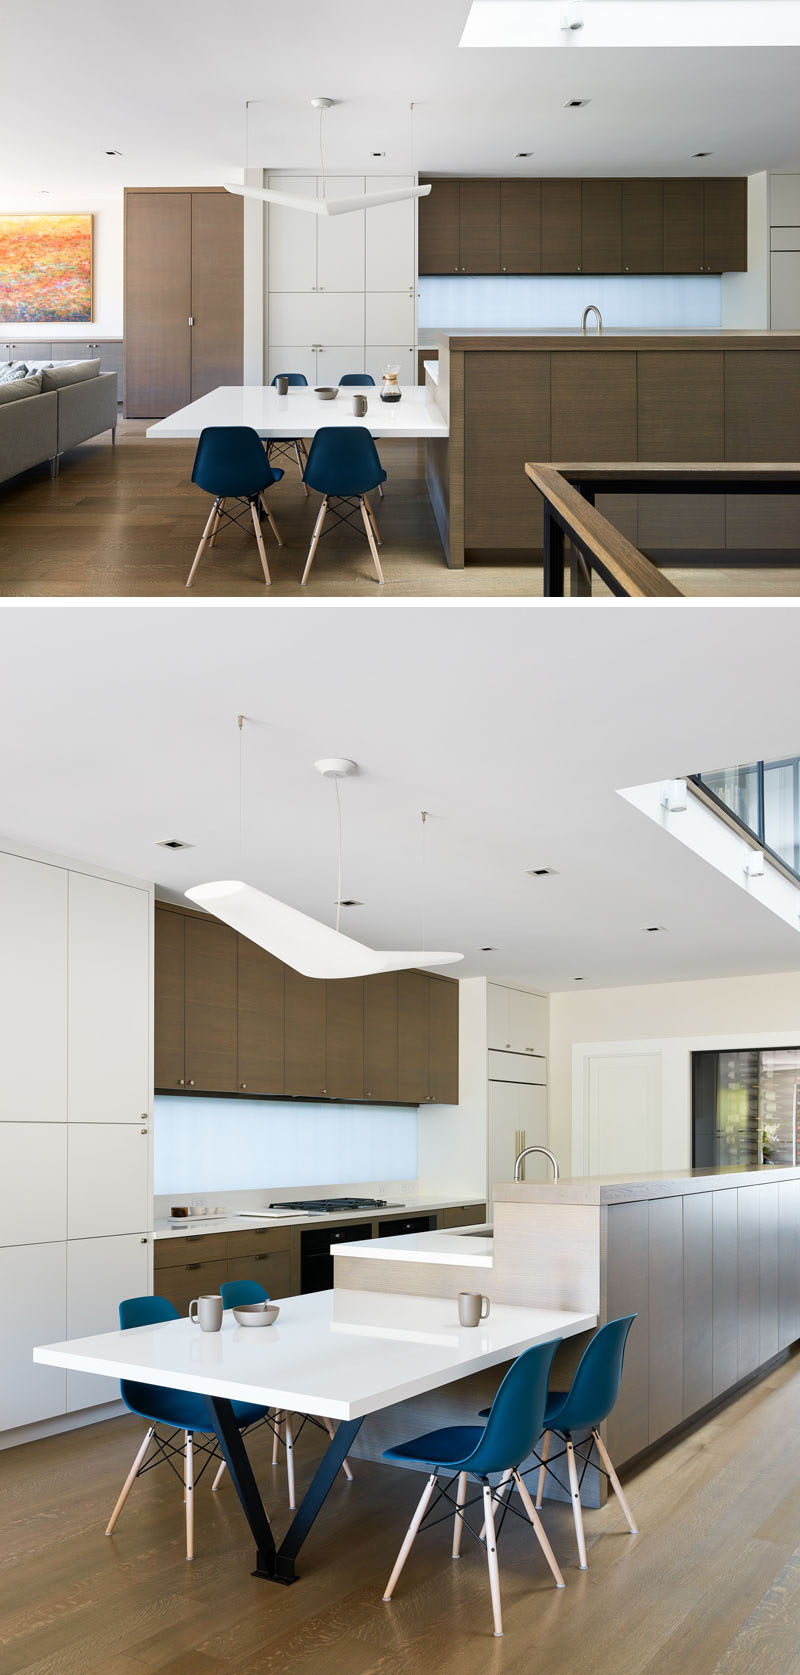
[[233, 1302, 280, 1328], [314, 386, 337, 401]]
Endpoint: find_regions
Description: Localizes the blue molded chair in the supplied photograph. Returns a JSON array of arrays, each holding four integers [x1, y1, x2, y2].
[[187, 426, 284, 590], [217, 1279, 353, 1507], [268, 373, 310, 493], [481, 1316, 638, 1571], [301, 426, 388, 586], [382, 1339, 564, 1638], [338, 373, 376, 386], [105, 1295, 268, 1560]]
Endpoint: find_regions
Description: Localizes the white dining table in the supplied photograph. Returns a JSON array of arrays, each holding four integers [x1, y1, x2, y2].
[[35, 1288, 594, 1585], [146, 384, 449, 441]]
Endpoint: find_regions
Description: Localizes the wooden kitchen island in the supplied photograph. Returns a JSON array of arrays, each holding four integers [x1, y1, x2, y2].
[[424, 329, 800, 566]]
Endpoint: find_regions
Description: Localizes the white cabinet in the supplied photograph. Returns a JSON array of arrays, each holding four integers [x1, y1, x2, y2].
[[770, 174, 800, 226], [266, 346, 317, 386], [487, 983, 547, 1056], [0, 1242, 67, 1428], [771, 252, 800, 328], [366, 293, 415, 346], [0, 1124, 67, 1247], [487, 1049, 546, 1085], [364, 345, 416, 385], [317, 180, 365, 291], [0, 852, 67, 1123], [316, 346, 368, 386], [68, 873, 150, 1123], [66, 1234, 149, 1411], [366, 181, 416, 291], [267, 175, 317, 292], [269, 293, 365, 349], [488, 1081, 548, 1198], [68, 1123, 149, 1239]]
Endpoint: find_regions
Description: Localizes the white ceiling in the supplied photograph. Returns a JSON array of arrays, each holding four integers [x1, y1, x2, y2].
[[1, 603, 799, 993], [3, 0, 800, 195]]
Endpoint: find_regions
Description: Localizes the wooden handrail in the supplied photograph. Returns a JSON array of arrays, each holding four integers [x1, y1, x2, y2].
[[525, 464, 682, 598]]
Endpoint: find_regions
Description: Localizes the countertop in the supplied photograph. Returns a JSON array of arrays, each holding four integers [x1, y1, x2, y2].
[[435, 327, 800, 351], [494, 1164, 800, 1207], [339, 1228, 493, 1269], [154, 1195, 484, 1240]]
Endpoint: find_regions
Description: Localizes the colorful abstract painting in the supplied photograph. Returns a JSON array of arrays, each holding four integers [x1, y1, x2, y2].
[[0, 214, 93, 323]]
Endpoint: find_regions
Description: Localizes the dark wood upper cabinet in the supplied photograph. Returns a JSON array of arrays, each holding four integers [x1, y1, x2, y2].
[[154, 906, 185, 1089], [363, 972, 399, 1102], [325, 978, 364, 1101], [418, 178, 460, 274], [284, 969, 327, 1097], [458, 180, 501, 274], [581, 180, 622, 273], [622, 180, 663, 273], [663, 179, 704, 273], [703, 178, 747, 273], [397, 971, 430, 1103], [500, 180, 541, 273], [428, 977, 459, 1104], [541, 179, 582, 273], [237, 936, 284, 1096], [184, 916, 237, 1092]]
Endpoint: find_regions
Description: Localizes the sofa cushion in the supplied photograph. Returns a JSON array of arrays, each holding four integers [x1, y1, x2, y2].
[[0, 374, 43, 405], [0, 364, 31, 384], [41, 358, 100, 391]]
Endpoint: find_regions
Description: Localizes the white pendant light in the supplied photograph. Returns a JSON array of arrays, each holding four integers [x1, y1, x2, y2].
[[185, 736, 462, 981], [226, 98, 431, 219]]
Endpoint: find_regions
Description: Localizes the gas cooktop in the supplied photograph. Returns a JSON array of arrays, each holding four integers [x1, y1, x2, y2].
[[270, 1196, 404, 1214]]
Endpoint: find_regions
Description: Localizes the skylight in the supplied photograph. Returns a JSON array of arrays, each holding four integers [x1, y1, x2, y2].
[[460, 2, 800, 50]]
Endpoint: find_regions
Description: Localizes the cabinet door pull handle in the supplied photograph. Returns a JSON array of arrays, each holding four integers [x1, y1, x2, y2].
[[178, 1079, 185, 1087], [140, 1128, 147, 1136], [188, 1080, 195, 1087], [240, 1083, 247, 1090], [185, 1262, 201, 1271], [140, 1236, 148, 1244]]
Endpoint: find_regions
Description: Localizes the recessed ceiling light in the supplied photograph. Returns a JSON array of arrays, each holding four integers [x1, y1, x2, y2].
[[371, 151, 386, 158], [573, 975, 584, 982], [516, 151, 534, 158], [156, 838, 194, 850], [104, 149, 122, 156], [479, 945, 497, 952], [527, 866, 558, 877], [335, 899, 363, 908], [692, 151, 713, 159], [36, 189, 52, 197], [643, 924, 667, 933], [563, 98, 590, 108]]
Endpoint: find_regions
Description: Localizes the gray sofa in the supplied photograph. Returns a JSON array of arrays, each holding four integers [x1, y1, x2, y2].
[[0, 360, 118, 489]]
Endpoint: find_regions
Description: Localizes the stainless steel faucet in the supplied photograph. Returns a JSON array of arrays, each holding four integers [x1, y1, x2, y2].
[[513, 1146, 560, 1183], [581, 304, 603, 335]]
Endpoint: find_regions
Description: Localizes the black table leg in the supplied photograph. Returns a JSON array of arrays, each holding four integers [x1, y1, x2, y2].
[[543, 504, 565, 596], [204, 1395, 276, 1578], [273, 1416, 364, 1584]]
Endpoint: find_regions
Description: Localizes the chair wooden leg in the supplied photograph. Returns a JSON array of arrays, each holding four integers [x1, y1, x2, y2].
[[301, 499, 328, 585], [536, 1429, 551, 1508], [452, 1470, 468, 1557], [365, 496, 382, 545], [294, 441, 309, 496], [482, 1483, 504, 1638], [250, 500, 272, 586], [323, 1415, 354, 1481], [208, 499, 224, 548], [271, 1411, 282, 1466], [284, 1413, 296, 1510], [566, 1438, 587, 1569], [185, 1432, 195, 1561], [211, 1459, 226, 1492], [513, 1471, 566, 1589], [360, 498, 385, 584], [592, 1429, 638, 1534], [105, 1425, 154, 1535], [378, 482, 384, 498], [383, 1473, 437, 1601], [479, 1468, 513, 1539], [260, 492, 283, 546], [186, 499, 219, 588]]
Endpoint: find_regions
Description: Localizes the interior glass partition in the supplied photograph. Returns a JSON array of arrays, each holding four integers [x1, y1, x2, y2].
[[692, 757, 800, 883]]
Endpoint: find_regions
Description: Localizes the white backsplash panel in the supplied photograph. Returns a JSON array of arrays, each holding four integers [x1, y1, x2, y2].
[[419, 273, 722, 332], [154, 1095, 418, 1196]]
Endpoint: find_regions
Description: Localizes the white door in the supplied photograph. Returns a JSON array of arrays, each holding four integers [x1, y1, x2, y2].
[[585, 1052, 662, 1176], [315, 292, 365, 346], [0, 852, 67, 1123], [267, 175, 317, 292], [66, 1234, 150, 1411], [508, 989, 548, 1056], [0, 1241, 67, 1428], [266, 346, 317, 387], [488, 1080, 548, 1198], [269, 293, 323, 347], [771, 252, 800, 328], [487, 983, 511, 1051], [366, 293, 416, 346], [68, 1123, 150, 1239], [364, 345, 416, 386], [316, 346, 368, 387], [366, 181, 415, 291], [316, 179, 365, 291], [68, 873, 150, 1124], [0, 1123, 67, 1247]]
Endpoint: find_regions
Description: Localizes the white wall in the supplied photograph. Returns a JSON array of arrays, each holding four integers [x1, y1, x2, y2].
[[419, 273, 722, 331], [549, 970, 800, 1176], [0, 193, 123, 340], [722, 171, 769, 328]]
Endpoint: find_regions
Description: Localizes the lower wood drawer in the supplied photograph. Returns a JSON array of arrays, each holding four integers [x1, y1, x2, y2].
[[155, 1233, 228, 1268], [227, 1227, 291, 1259], [228, 1250, 293, 1297], [154, 1257, 229, 1314], [439, 1203, 487, 1228]]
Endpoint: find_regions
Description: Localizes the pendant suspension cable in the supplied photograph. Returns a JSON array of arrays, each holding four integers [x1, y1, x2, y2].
[[419, 808, 428, 954], [319, 103, 327, 198], [237, 714, 245, 864], [334, 775, 343, 933]]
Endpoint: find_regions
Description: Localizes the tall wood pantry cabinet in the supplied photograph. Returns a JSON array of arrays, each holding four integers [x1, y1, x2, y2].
[[124, 188, 243, 418]]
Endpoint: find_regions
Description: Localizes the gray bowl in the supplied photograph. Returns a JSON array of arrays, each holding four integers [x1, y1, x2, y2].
[[314, 386, 337, 401], [233, 1302, 280, 1328]]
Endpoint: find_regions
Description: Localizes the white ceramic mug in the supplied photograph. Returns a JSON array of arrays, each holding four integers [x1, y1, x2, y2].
[[189, 1294, 223, 1332], [458, 1291, 491, 1328]]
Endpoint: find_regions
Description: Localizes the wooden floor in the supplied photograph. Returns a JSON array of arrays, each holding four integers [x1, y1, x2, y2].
[[2, 422, 800, 598], [3, 1352, 800, 1675]]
